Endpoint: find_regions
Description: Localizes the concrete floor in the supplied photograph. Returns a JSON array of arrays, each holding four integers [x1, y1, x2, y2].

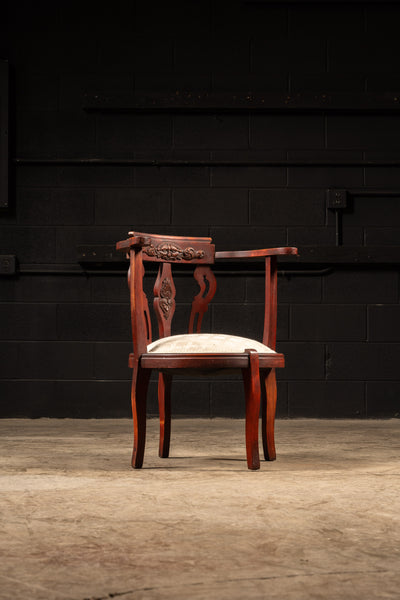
[[0, 418, 399, 600]]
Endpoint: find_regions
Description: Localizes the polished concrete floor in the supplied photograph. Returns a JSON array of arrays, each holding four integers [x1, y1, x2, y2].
[[0, 418, 399, 600]]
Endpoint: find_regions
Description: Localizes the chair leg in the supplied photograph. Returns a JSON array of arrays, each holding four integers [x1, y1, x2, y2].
[[261, 368, 277, 461], [242, 349, 261, 470], [131, 365, 151, 469], [158, 372, 172, 458]]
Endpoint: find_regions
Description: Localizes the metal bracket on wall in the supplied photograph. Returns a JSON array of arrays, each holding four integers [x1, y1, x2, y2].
[[327, 189, 348, 210], [327, 187, 400, 248], [327, 189, 348, 247], [0, 255, 16, 275]]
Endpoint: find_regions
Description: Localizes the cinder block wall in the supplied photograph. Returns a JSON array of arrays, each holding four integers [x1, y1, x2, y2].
[[1, 1, 399, 418]]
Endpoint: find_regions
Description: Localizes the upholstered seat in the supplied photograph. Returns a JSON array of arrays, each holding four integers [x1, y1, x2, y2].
[[147, 333, 275, 354]]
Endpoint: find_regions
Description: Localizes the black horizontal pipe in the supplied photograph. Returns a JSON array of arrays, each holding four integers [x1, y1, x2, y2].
[[13, 158, 400, 168], [16, 264, 331, 277]]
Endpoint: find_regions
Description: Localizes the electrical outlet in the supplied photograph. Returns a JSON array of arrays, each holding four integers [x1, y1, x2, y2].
[[0, 255, 16, 275], [327, 189, 347, 209]]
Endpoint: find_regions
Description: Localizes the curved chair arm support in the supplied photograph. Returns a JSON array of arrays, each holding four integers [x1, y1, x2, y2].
[[215, 247, 298, 350], [215, 247, 298, 259]]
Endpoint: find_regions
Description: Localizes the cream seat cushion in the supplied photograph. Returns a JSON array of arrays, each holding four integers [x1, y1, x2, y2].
[[147, 333, 275, 354]]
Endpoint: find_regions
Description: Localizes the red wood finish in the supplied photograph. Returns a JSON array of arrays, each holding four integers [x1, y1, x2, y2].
[[262, 368, 277, 461], [215, 247, 298, 259], [116, 231, 298, 469], [143, 266, 152, 347], [116, 234, 150, 252], [118, 231, 215, 264], [153, 263, 176, 339], [129, 249, 148, 358], [188, 266, 217, 333], [128, 231, 212, 245], [131, 363, 152, 469], [242, 349, 261, 470], [139, 352, 285, 371], [153, 263, 175, 455], [158, 372, 172, 458], [263, 256, 278, 350]]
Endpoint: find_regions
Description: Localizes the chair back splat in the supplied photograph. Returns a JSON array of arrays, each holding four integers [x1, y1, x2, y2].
[[116, 231, 298, 470], [153, 262, 176, 339], [189, 266, 217, 334]]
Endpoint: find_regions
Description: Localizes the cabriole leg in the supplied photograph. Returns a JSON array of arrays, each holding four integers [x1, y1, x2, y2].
[[158, 372, 172, 458], [131, 365, 151, 469], [261, 368, 277, 461], [242, 349, 261, 470]]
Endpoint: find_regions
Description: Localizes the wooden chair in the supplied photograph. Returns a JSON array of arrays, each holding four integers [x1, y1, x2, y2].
[[116, 232, 298, 470]]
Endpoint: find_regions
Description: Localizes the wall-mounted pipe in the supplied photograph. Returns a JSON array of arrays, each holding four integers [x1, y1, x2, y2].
[[13, 158, 400, 168]]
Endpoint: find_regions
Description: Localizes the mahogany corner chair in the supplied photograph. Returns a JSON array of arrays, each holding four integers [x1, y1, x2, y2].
[[116, 232, 298, 470]]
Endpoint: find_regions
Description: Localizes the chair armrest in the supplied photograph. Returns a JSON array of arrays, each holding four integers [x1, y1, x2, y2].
[[116, 235, 151, 252], [215, 246, 298, 350], [215, 247, 298, 259]]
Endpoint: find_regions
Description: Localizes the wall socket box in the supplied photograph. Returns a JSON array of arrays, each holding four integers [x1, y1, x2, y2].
[[327, 189, 348, 209], [0, 255, 16, 275]]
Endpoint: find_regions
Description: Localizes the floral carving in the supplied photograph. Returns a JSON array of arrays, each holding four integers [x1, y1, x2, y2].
[[144, 243, 204, 261], [160, 278, 173, 298], [159, 277, 174, 320]]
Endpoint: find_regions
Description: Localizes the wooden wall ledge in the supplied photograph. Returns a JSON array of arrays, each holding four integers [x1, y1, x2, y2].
[[83, 92, 400, 114], [76, 245, 400, 266]]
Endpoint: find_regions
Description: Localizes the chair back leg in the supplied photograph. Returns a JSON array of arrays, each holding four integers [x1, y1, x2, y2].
[[261, 368, 277, 461], [158, 372, 172, 458], [242, 349, 261, 470], [131, 365, 152, 468]]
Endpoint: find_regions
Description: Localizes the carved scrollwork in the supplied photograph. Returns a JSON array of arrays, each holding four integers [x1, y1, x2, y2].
[[144, 243, 204, 261], [159, 277, 174, 320]]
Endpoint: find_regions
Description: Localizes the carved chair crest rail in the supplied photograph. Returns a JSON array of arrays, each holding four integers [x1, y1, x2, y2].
[[116, 231, 298, 470]]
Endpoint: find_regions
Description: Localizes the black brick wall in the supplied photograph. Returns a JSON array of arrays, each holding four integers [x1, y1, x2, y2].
[[1, 0, 399, 419]]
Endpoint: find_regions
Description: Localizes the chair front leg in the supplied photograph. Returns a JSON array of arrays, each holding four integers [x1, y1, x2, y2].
[[261, 368, 277, 461], [242, 349, 261, 470], [131, 364, 151, 469], [158, 372, 172, 458]]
